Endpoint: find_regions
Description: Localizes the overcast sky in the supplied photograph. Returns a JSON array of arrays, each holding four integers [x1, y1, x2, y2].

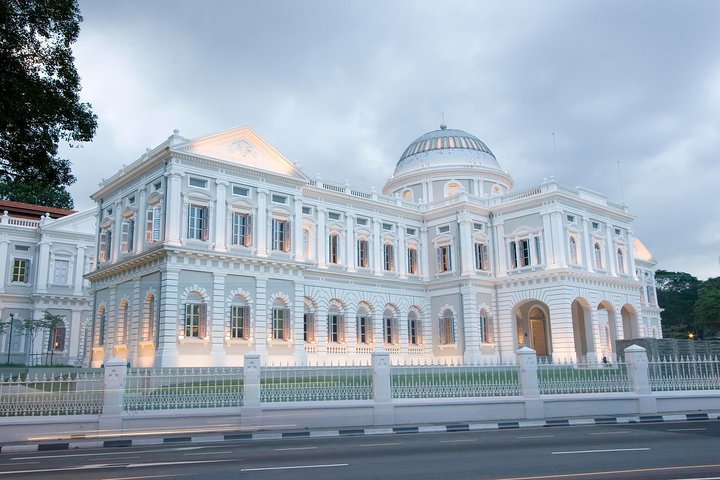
[[61, 0, 720, 279]]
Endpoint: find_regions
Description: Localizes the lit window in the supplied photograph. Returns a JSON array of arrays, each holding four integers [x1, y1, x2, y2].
[[183, 294, 207, 338], [357, 239, 369, 268], [329, 233, 340, 264], [439, 310, 455, 344], [407, 247, 418, 275], [436, 245, 452, 273], [53, 259, 69, 284], [230, 304, 249, 339], [402, 189, 413, 200], [48, 320, 66, 351], [272, 306, 289, 340], [146, 206, 162, 242], [328, 312, 344, 343], [408, 312, 421, 345], [479, 313, 493, 343], [357, 314, 371, 344], [272, 219, 291, 252], [231, 213, 252, 246], [187, 205, 209, 240], [99, 227, 112, 262], [121, 217, 135, 252], [474, 243, 488, 270], [11, 258, 30, 283], [383, 243, 395, 271]]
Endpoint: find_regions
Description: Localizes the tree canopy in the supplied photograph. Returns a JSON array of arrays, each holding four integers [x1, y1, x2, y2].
[[656, 270, 720, 339], [0, 0, 97, 208]]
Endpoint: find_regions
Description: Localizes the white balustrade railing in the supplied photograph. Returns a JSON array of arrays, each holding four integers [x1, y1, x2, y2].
[[260, 366, 372, 402], [124, 367, 244, 411], [649, 356, 720, 391], [0, 370, 103, 416], [391, 364, 520, 399], [538, 360, 631, 394]]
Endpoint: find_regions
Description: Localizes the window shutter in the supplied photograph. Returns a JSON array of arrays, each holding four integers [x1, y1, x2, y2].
[[99, 232, 107, 262], [439, 318, 446, 344], [283, 309, 290, 341], [199, 303, 207, 338], [146, 209, 154, 242], [436, 248, 442, 272], [186, 205, 192, 238], [245, 214, 253, 246], [487, 317, 494, 343], [243, 307, 250, 340], [284, 223, 291, 252], [367, 318, 373, 344], [121, 221, 129, 251], [392, 319, 399, 344], [201, 207, 209, 241], [338, 315, 345, 343]]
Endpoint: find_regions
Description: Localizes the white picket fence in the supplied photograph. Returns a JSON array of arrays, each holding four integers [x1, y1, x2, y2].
[[0, 370, 103, 416]]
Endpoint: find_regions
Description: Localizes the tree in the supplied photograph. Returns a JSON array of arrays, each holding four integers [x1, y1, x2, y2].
[[0, 0, 97, 207], [655, 270, 701, 338], [0, 178, 73, 209], [42, 311, 64, 365], [694, 277, 720, 338]]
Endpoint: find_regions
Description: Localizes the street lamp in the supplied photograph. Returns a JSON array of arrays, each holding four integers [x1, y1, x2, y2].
[[5, 313, 14, 365]]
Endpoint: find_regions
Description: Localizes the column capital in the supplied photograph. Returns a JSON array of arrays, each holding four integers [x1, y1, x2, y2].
[[215, 179, 229, 188], [257, 188, 269, 196]]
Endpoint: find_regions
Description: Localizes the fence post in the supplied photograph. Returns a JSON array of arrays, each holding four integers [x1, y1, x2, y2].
[[241, 352, 262, 429], [517, 346, 544, 419], [624, 344, 657, 414], [371, 349, 394, 425], [99, 357, 127, 431]]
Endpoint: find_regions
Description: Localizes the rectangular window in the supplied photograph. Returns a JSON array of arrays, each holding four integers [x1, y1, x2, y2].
[[302, 206, 312, 215], [383, 244, 395, 271], [271, 219, 291, 252], [184, 303, 206, 338], [436, 245, 452, 272], [614, 227, 622, 236], [50, 324, 66, 351], [357, 316, 370, 344], [146, 207, 162, 242], [440, 315, 455, 344], [567, 215, 575, 223], [409, 319, 419, 345], [520, 239, 530, 267], [189, 177, 208, 188], [53, 259, 70, 284], [304, 313, 315, 342], [328, 212, 341, 220], [406, 227, 416, 236], [121, 217, 135, 252], [231, 212, 253, 246], [438, 225, 450, 234], [479, 315, 493, 343], [187, 205, 209, 240], [357, 240, 369, 268], [329, 234, 340, 264], [473, 222, 484, 231], [382, 222, 393, 231], [592, 221, 600, 230], [407, 248, 418, 275], [272, 308, 288, 340], [356, 218, 368, 226], [328, 314, 344, 343], [384, 317, 395, 344], [230, 305, 249, 339], [153, 181, 162, 191], [232, 185, 250, 197], [474, 243, 488, 270], [14, 245, 29, 251], [12, 258, 30, 283], [271, 194, 287, 204]]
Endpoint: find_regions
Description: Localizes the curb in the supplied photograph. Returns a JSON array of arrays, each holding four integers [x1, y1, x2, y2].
[[1, 412, 716, 453]]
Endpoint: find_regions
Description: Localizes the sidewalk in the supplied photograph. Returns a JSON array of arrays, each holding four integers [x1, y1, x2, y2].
[[2, 411, 718, 453]]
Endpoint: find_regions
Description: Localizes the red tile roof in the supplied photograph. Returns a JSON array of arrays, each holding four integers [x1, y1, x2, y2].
[[0, 200, 75, 219]]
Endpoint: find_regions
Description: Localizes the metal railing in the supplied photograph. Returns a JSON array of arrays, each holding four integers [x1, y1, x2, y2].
[[260, 366, 372, 402], [391, 363, 520, 399], [124, 367, 244, 411], [538, 360, 632, 394], [649, 356, 720, 391], [0, 370, 103, 416]]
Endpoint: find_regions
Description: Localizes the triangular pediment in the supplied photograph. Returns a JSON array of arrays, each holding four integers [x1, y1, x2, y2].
[[174, 126, 308, 181]]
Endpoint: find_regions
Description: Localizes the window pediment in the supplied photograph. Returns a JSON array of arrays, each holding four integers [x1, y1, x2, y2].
[[270, 205, 292, 217], [432, 232, 454, 245], [147, 191, 164, 206], [327, 220, 345, 230], [228, 197, 256, 210], [121, 206, 136, 219], [472, 231, 489, 242], [184, 189, 215, 202]]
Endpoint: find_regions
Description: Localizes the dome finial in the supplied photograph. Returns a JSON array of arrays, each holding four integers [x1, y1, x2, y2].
[[440, 112, 447, 130]]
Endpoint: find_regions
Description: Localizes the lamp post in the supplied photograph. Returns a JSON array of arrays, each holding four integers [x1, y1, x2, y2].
[[5, 313, 14, 365]]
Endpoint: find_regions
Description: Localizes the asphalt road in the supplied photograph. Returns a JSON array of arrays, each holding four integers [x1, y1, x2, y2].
[[2, 420, 720, 479]]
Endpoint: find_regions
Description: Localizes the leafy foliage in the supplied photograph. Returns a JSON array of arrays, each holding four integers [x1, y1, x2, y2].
[[694, 277, 720, 338], [0, 0, 97, 206], [655, 270, 701, 338], [0, 178, 73, 209]]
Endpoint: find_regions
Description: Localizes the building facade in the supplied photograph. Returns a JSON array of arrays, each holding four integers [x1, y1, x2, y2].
[[86, 125, 662, 368], [0, 201, 95, 365]]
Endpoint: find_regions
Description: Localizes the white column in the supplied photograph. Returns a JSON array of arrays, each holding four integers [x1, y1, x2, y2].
[[214, 181, 228, 252], [627, 230, 638, 280], [157, 269, 179, 367], [211, 272, 226, 365], [495, 221, 507, 275], [462, 285, 481, 363], [420, 226, 430, 280], [605, 224, 617, 276], [113, 202, 123, 261], [256, 189, 268, 257], [36, 237, 51, 292], [397, 223, 407, 279], [293, 280, 306, 364], [421, 182, 428, 203], [69, 309, 82, 364], [373, 219, 383, 276], [165, 170, 183, 246], [582, 217, 594, 272], [254, 277, 268, 357], [426, 181, 434, 202], [457, 213, 473, 275], [0, 239, 8, 288], [316, 207, 326, 268], [73, 246, 86, 296], [541, 212, 555, 267], [294, 196, 304, 261], [551, 212, 566, 267], [346, 214, 355, 272], [135, 188, 146, 254]]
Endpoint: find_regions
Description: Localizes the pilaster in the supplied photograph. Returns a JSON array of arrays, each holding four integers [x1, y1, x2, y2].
[[157, 269, 179, 367], [211, 272, 226, 364], [294, 196, 304, 262], [256, 189, 268, 257], [214, 180, 228, 252], [165, 169, 183, 246], [316, 207, 326, 268], [346, 214, 355, 272], [35, 237, 51, 293]]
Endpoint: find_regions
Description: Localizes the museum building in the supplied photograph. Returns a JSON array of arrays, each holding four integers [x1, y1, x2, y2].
[[86, 125, 662, 368]]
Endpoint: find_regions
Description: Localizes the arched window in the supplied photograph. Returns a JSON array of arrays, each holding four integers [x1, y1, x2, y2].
[[492, 184, 502, 195], [230, 296, 250, 340], [183, 292, 207, 339], [356, 307, 372, 345], [271, 298, 290, 341], [569, 236, 578, 264], [439, 309, 455, 344], [146, 294, 158, 343], [327, 306, 345, 343], [446, 182, 462, 197], [408, 311, 421, 345], [97, 306, 106, 346], [383, 309, 398, 345], [479, 311, 493, 343], [594, 242, 603, 269], [49, 319, 66, 351], [617, 248, 625, 273], [118, 301, 129, 344], [357, 238, 370, 268], [402, 189, 413, 201]]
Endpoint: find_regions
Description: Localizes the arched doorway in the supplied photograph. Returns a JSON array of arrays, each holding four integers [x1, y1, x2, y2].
[[571, 298, 594, 362], [621, 304, 639, 339], [514, 301, 551, 357], [597, 301, 617, 356]]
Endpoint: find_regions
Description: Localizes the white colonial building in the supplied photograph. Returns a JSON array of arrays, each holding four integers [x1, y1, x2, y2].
[[0, 201, 96, 365], [86, 125, 661, 368]]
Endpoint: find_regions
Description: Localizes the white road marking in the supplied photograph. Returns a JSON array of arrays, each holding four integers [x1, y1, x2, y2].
[[0, 461, 40, 466], [518, 435, 554, 439], [668, 428, 707, 432], [183, 450, 233, 456], [358, 442, 402, 447], [589, 431, 632, 435], [11, 446, 210, 461], [552, 447, 650, 455], [273, 446, 318, 451], [439, 439, 476, 443], [241, 463, 349, 472], [0, 459, 234, 475]]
